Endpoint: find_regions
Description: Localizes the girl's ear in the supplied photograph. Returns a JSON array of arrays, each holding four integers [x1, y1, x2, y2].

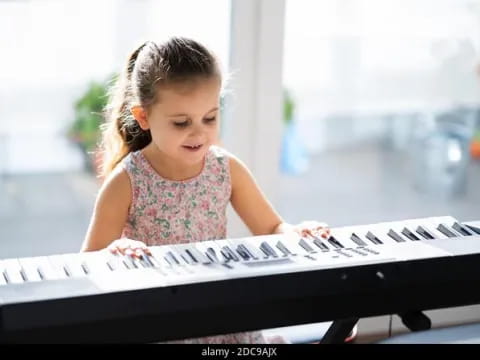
[[130, 106, 149, 130]]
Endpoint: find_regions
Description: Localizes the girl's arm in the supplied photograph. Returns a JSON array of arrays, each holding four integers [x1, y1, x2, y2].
[[229, 153, 286, 235], [229, 153, 330, 238], [80, 169, 132, 252]]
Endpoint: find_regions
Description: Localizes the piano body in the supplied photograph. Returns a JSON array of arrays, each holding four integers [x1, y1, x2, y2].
[[0, 215, 480, 343]]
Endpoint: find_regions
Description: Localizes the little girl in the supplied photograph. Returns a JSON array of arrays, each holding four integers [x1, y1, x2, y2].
[[81, 37, 330, 344]]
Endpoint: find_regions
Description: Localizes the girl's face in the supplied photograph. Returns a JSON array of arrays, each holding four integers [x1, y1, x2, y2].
[[141, 78, 221, 166]]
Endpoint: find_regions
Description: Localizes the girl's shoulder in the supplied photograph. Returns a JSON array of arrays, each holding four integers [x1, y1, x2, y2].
[[209, 144, 231, 159], [208, 144, 234, 167], [96, 167, 132, 209]]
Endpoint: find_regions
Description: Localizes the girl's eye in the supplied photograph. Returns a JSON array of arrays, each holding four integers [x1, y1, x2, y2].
[[173, 121, 189, 128], [204, 117, 216, 123]]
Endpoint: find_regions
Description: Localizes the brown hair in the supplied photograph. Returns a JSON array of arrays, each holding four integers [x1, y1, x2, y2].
[[100, 37, 221, 177]]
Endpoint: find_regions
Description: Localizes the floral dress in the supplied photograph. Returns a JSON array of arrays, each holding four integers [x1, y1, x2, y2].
[[121, 145, 280, 344]]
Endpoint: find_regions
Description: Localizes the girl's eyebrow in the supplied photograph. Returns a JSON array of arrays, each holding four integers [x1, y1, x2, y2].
[[167, 107, 219, 118]]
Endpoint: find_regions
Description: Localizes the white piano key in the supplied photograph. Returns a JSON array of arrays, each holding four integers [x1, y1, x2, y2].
[[58, 253, 88, 278], [179, 243, 211, 264], [35, 256, 62, 280], [104, 252, 130, 271], [188, 241, 214, 262], [400, 219, 440, 240], [149, 246, 189, 275], [360, 223, 406, 246], [2, 258, 24, 284], [46, 255, 69, 279], [166, 245, 196, 266], [17, 257, 43, 282], [162, 245, 191, 267], [427, 217, 462, 238], [208, 239, 231, 260], [210, 239, 239, 262], [0, 260, 8, 286], [236, 237, 267, 260], [279, 233, 312, 256], [79, 251, 113, 275]]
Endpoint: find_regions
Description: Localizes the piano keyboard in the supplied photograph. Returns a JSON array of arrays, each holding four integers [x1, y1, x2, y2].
[[1, 215, 480, 343], [1, 216, 478, 290]]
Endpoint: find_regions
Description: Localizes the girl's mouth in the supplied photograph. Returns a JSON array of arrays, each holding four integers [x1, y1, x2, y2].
[[182, 144, 203, 152]]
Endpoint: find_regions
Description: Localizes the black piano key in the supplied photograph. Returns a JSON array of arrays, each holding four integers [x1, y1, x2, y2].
[[163, 255, 173, 266], [452, 222, 474, 236], [220, 249, 233, 262], [37, 267, 45, 280], [124, 255, 139, 268], [276, 241, 293, 256], [313, 236, 330, 251], [350, 233, 368, 246], [299, 238, 315, 253], [466, 224, 480, 235], [366, 231, 383, 245], [81, 262, 90, 274], [387, 229, 406, 243], [238, 244, 256, 260], [437, 224, 458, 238], [313, 238, 329, 251], [401, 227, 420, 241], [260, 241, 278, 258], [327, 236, 345, 249], [205, 248, 219, 262], [259, 243, 270, 258], [416, 226, 435, 240], [136, 257, 150, 268], [240, 243, 260, 260], [145, 254, 161, 268], [235, 246, 250, 261], [140, 254, 155, 267], [2, 270, 10, 284], [63, 265, 72, 277], [179, 253, 191, 265], [223, 246, 240, 261], [19, 268, 28, 282], [184, 249, 199, 263], [166, 251, 181, 265]]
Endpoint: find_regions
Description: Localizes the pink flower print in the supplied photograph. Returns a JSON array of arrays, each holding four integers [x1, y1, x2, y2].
[[133, 187, 140, 199], [201, 200, 209, 211], [145, 208, 157, 218]]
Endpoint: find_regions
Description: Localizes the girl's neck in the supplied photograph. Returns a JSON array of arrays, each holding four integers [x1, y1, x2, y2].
[[141, 143, 205, 181]]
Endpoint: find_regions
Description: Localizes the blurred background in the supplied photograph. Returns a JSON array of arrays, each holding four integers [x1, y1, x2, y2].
[[1, 0, 480, 258]]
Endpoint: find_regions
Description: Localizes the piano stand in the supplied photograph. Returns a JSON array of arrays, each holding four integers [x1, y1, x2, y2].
[[319, 318, 359, 344], [398, 311, 432, 332]]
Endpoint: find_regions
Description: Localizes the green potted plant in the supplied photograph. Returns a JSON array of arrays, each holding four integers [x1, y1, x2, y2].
[[68, 75, 113, 172], [280, 89, 309, 174]]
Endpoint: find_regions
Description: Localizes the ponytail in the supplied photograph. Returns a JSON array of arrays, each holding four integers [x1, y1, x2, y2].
[[100, 42, 152, 178]]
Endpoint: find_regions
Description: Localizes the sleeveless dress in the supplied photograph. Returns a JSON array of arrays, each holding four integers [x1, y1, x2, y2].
[[121, 145, 271, 344]]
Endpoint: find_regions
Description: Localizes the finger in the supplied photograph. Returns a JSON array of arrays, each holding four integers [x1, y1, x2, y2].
[[124, 248, 134, 257], [301, 229, 312, 237], [108, 244, 119, 254], [134, 248, 148, 258]]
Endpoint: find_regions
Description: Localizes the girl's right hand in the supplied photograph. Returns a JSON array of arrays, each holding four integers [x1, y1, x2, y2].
[[107, 238, 151, 258]]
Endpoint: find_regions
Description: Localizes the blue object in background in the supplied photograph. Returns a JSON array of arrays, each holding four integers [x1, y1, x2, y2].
[[280, 121, 310, 175]]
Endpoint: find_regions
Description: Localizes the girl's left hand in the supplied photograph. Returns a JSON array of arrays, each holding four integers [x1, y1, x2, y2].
[[292, 220, 331, 239]]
